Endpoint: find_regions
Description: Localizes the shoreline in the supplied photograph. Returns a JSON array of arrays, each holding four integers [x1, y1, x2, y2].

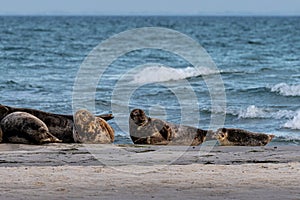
[[0, 143, 299, 199]]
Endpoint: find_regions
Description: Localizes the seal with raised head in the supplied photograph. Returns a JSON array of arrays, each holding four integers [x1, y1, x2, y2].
[[0, 104, 114, 143], [1, 112, 61, 144], [129, 108, 207, 146], [214, 128, 275, 146], [73, 109, 114, 143]]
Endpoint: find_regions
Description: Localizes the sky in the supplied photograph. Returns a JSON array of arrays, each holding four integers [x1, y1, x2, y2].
[[0, 0, 299, 15]]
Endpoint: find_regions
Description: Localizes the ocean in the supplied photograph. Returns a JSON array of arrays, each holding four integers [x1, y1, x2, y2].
[[0, 16, 299, 145]]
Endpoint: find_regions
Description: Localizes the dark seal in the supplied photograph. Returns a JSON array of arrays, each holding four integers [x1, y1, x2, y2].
[[1, 112, 61, 144], [215, 128, 275, 146], [129, 108, 207, 146], [73, 109, 114, 143], [0, 104, 114, 143]]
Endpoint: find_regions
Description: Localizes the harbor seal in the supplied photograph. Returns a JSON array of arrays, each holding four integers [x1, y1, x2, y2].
[[0, 104, 114, 143], [73, 109, 114, 143], [129, 108, 207, 146], [1, 112, 61, 144], [214, 128, 275, 146]]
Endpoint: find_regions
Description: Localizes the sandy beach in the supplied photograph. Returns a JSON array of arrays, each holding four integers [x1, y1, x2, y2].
[[0, 142, 299, 200]]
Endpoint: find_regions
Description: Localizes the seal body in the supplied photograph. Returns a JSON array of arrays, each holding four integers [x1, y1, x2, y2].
[[0, 104, 113, 143], [0, 112, 61, 144], [129, 108, 207, 146], [215, 128, 275, 146], [73, 109, 114, 143]]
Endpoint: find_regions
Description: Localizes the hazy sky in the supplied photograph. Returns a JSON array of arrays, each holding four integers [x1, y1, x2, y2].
[[0, 0, 299, 15]]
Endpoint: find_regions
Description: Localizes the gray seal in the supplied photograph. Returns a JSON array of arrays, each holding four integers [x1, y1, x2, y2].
[[0, 104, 114, 143], [214, 128, 275, 146], [1, 112, 61, 144], [73, 109, 114, 143], [129, 108, 207, 146]]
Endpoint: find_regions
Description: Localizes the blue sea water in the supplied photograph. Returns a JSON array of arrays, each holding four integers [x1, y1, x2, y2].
[[0, 16, 299, 145]]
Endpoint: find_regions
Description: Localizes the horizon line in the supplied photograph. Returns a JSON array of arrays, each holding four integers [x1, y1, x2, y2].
[[0, 13, 299, 17]]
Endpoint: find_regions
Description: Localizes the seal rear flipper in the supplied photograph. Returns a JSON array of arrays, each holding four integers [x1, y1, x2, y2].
[[95, 113, 114, 121], [269, 134, 275, 141]]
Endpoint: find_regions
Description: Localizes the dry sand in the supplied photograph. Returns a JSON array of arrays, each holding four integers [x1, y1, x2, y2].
[[0, 142, 299, 200]]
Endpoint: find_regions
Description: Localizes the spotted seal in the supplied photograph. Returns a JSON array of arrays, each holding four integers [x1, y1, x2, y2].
[[1, 112, 61, 144], [0, 104, 114, 143], [129, 108, 207, 146], [214, 128, 275, 146], [73, 109, 114, 143]]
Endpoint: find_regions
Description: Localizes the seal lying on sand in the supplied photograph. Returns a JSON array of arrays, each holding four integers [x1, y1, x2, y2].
[[129, 108, 207, 146], [0, 104, 114, 143], [73, 109, 114, 143], [214, 128, 275, 146], [1, 112, 61, 144]]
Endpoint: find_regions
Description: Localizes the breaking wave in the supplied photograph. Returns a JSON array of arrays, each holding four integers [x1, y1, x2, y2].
[[131, 66, 217, 84], [283, 110, 300, 130], [270, 83, 300, 96], [237, 105, 295, 119]]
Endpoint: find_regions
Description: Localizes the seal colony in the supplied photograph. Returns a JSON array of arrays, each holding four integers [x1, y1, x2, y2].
[[129, 108, 274, 146], [129, 108, 208, 146], [0, 105, 275, 146], [0, 104, 114, 144]]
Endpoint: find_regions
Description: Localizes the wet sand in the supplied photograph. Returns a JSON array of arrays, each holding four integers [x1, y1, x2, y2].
[[0, 142, 299, 199]]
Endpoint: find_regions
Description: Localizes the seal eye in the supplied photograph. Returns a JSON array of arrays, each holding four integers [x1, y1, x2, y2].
[[222, 128, 227, 133]]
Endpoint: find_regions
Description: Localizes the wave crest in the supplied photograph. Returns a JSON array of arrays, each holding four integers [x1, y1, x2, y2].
[[271, 83, 300, 96], [131, 66, 217, 84], [283, 111, 300, 130], [237, 105, 295, 119]]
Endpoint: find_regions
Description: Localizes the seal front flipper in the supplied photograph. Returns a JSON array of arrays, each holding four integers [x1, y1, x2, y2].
[[73, 109, 114, 144], [0, 112, 61, 144]]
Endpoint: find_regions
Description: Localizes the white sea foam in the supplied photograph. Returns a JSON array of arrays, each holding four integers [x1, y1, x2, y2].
[[238, 105, 295, 119], [283, 110, 300, 130], [131, 66, 217, 84], [271, 83, 300, 96]]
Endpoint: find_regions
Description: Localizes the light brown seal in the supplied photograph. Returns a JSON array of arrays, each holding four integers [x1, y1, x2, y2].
[[1, 112, 61, 144], [215, 128, 275, 146], [0, 104, 114, 143], [129, 108, 207, 146], [73, 109, 114, 143]]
